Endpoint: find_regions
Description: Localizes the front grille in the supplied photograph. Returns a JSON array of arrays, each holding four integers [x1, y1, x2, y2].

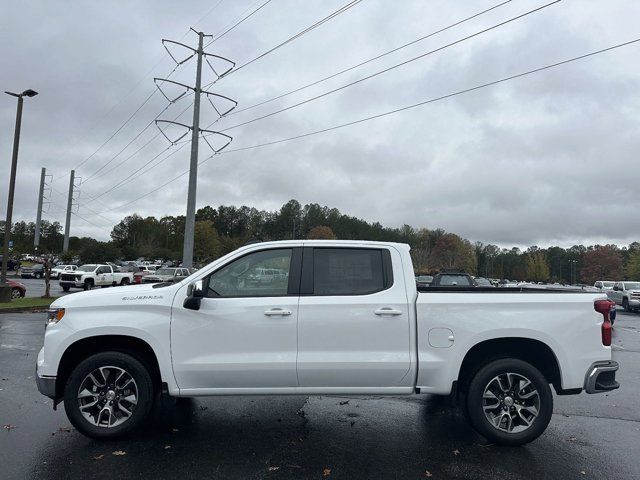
[[61, 274, 77, 282]]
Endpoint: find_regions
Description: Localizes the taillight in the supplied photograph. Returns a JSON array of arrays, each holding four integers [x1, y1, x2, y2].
[[594, 299, 614, 346]]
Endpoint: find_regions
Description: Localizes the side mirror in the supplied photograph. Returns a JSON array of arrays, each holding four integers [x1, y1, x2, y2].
[[184, 280, 205, 310]]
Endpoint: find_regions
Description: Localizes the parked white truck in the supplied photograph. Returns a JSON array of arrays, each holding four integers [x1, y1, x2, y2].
[[37, 241, 619, 445], [59, 264, 134, 292]]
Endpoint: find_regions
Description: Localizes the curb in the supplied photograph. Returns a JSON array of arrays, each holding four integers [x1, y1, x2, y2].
[[0, 306, 51, 314]]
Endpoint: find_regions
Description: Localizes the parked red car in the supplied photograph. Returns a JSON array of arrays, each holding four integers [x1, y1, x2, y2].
[[7, 279, 26, 299]]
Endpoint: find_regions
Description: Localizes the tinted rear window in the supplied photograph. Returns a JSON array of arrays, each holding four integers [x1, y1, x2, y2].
[[313, 248, 386, 295]]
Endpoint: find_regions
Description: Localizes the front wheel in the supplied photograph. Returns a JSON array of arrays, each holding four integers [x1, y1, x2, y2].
[[11, 288, 23, 299], [622, 298, 630, 312], [63, 351, 154, 439], [62, 285, 70, 292], [465, 358, 553, 446], [34, 272, 43, 279], [84, 279, 94, 291]]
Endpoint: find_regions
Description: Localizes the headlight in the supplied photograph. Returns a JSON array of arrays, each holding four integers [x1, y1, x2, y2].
[[46, 308, 65, 325]]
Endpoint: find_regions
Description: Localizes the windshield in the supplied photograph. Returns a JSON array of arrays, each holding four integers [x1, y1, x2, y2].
[[155, 268, 176, 276], [624, 282, 640, 290], [474, 278, 492, 286], [77, 265, 97, 272]]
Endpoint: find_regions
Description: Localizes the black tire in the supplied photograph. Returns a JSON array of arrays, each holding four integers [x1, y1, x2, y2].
[[34, 272, 42, 279], [63, 351, 154, 439], [465, 358, 553, 446], [622, 298, 630, 312], [84, 279, 94, 291], [11, 288, 23, 299], [62, 285, 70, 292], [120, 278, 130, 286]]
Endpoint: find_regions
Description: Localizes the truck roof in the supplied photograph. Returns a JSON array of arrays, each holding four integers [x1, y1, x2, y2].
[[238, 239, 411, 250]]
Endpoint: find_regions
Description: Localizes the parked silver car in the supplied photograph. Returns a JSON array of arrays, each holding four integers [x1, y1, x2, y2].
[[141, 267, 191, 284]]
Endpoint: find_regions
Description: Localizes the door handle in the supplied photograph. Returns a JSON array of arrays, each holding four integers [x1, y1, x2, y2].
[[374, 307, 403, 316], [264, 308, 292, 316]]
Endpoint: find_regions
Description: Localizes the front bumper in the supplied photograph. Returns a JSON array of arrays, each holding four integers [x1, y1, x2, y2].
[[59, 280, 83, 288], [36, 373, 57, 399], [584, 360, 619, 394]]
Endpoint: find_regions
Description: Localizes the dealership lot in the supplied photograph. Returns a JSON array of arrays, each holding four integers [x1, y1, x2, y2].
[[0, 311, 638, 480]]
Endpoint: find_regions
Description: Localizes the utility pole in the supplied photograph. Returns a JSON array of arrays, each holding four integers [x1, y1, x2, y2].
[[1, 89, 38, 289], [63, 170, 75, 253], [182, 32, 205, 269], [34, 167, 46, 252], [154, 29, 236, 268]]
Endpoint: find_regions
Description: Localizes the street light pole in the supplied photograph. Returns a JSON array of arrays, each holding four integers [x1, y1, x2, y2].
[[1, 89, 38, 288]]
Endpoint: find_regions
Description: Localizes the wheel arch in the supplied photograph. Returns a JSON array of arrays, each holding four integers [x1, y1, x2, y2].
[[56, 335, 163, 399], [457, 337, 563, 395]]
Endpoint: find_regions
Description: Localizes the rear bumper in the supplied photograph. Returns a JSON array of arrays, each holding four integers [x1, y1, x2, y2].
[[584, 360, 619, 394]]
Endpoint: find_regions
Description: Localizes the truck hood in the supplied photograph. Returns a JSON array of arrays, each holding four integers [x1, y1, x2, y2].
[[51, 283, 180, 309]]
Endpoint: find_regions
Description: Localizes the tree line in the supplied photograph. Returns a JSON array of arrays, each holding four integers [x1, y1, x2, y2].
[[2, 199, 639, 283]]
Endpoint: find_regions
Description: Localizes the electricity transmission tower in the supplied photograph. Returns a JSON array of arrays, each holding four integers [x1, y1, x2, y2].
[[62, 170, 81, 252], [155, 28, 237, 268], [34, 167, 53, 252]]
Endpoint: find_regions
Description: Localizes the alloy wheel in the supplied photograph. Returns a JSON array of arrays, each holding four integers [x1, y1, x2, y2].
[[482, 372, 540, 433], [77, 366, 138, 428]]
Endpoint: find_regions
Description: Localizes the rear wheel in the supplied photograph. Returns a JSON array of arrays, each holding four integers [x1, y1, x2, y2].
[[63, 351, 154, 439], [465, 358, 552, 446], [84, 279, 94, 291], [11, 288, 23, 299], [120, 278, 130, 286]]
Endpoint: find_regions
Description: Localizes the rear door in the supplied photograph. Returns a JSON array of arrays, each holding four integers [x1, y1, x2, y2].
[[297, 246, 412, 388]]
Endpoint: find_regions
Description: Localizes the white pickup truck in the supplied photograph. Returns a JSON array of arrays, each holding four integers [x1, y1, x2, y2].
[[59, 264, 134, 292], [37, 240, 618, 445]]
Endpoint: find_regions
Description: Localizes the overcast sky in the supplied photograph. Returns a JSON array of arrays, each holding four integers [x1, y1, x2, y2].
[[1, 0, 639, 248]]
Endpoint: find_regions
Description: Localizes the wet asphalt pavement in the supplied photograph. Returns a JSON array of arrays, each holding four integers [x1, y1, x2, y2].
[[1, 311, 638, 480]]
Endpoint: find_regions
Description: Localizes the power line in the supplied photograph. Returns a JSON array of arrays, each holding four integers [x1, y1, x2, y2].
[[228, 0, 514, 117], [216, 0, 559, 133], [204, 0, 272, 46], [96, 38, 640, 214], [214, 0, 365, 82], [221, 38, 640, 153]]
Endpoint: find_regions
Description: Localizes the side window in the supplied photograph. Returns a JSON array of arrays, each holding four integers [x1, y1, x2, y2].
[[312, 248, 390, 296], [207, 249, 292, 298]]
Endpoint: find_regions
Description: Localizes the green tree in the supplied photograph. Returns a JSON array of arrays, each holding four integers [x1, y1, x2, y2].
[[194, 221, 222, 264], [525, 251, 550, 282], [626, 249, 640, 280]]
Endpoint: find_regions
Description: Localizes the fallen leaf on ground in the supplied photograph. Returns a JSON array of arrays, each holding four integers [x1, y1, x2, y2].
[[339, 400, 349, 405], [268, 466, 280, 471], [323, 468, 331, 477], [580, 471, 586, 475], [58, 426, 73, 433], [3, 424, 16, 431], [171, 428, 179, 432], [425, 470, 433, 478], [452, 449, 460, 456], [164, 445, 171, 450], [92, 455, 105, 461], [112, 450, 127, 456], [568, 436, 577, 442]]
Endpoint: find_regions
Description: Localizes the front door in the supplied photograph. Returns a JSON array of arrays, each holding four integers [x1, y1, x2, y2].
[[171, 247, 301, 391], [297, 246, 412, 388]]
